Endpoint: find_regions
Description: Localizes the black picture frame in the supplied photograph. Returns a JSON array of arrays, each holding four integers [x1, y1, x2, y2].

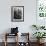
[[11, 6, 24, 22]]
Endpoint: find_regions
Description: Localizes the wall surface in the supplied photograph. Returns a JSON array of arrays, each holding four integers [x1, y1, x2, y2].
[[0, 0, 36, 42]]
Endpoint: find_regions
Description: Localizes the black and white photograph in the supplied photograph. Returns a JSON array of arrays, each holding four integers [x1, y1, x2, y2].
[[11, 6, 24, 22]]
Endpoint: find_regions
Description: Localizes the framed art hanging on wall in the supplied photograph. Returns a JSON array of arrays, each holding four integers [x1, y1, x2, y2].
[[11, 6, 24, 22]]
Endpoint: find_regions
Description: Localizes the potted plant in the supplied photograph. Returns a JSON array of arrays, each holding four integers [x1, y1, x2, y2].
[[32, 25, 39, 30], [33, 32, 46, 43], [32, 24, 45, 30]]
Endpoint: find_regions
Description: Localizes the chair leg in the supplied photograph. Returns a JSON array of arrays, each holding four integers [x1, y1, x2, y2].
[[4, 40, 7, 46], [4, 33, 7, 46]]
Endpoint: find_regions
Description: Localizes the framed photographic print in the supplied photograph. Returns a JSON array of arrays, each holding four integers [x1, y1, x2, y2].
[[11, 6, 24, 22]]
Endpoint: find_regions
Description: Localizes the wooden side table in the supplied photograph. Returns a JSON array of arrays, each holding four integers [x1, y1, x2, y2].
[[4, 33, 18, 46]]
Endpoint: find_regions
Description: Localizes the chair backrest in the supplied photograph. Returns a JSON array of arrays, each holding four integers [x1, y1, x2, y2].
[[18, 33, 29, 42]]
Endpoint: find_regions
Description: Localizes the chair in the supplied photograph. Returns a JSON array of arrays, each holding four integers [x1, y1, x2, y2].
[[4, 33, 18, 46], [18, 33, 30, 46]]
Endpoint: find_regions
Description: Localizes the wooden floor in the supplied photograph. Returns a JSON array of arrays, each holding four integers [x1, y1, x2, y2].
[[0, 42, 46, 46]]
